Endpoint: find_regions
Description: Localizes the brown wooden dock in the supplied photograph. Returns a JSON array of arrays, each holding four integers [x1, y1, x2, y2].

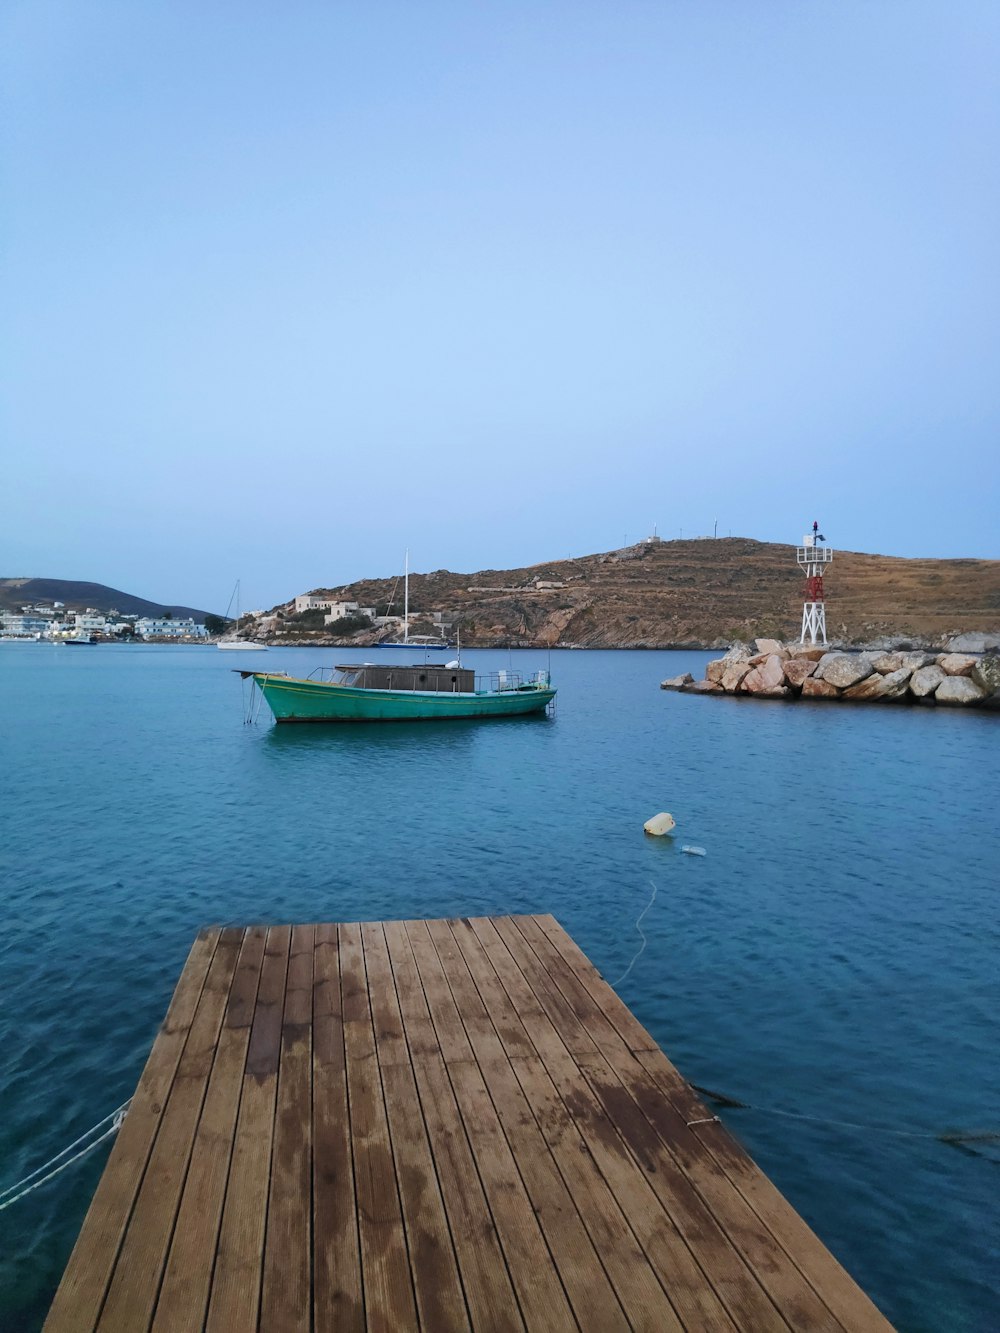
[[44, 916, 892, 1331]]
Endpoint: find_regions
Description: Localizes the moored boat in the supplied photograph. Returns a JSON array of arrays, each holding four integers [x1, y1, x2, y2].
[[217, 580, 268, 651], [239, 661, 555, 723]]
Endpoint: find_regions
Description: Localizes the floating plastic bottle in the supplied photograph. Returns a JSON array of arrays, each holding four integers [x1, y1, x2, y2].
[[643, 812, 676, 836], [681, 845, 706, 856]]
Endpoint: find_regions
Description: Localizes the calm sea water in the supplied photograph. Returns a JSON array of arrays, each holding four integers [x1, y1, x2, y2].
[[1, 643, 997, 1332]]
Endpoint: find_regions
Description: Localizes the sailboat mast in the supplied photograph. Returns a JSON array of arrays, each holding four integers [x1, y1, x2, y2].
[[404, 549, 409, 646]]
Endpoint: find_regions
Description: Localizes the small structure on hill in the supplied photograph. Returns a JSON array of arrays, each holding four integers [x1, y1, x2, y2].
[[797, 520, 834, 645]]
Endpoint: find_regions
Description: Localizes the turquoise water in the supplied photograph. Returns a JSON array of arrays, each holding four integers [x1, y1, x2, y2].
[[1, 643, 997, 1332]]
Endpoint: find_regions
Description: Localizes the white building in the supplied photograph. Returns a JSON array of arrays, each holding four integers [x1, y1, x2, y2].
[[294, 593, 334, 614], [1, 613, 50, 636], [74, 612, 108, 634], [323, 601, 377, 625], [135, 617, 208, 639]]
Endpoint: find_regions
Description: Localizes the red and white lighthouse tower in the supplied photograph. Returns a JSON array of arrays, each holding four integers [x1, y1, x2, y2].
[[796, 520, 834, 645]]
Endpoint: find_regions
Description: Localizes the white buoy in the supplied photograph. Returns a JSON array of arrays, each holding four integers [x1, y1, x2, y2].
[[643, 812, 676, 837]]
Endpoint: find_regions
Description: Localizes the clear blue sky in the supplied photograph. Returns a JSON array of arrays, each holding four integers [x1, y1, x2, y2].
[[3, 1, 998, 612]]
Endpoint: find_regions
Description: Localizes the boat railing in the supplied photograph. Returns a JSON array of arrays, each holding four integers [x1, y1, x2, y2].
[[476, 669, 551, 693], [303, 665, 552, 694]]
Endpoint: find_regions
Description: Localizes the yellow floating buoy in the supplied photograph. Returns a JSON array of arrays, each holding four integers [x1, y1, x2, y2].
[[643, 812, 676, 836]]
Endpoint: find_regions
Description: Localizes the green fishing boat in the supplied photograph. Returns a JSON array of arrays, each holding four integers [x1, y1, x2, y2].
[[239, 661, 556, 724]]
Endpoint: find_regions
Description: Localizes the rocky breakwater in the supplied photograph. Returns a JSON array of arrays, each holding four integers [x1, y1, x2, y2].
[[661, 639, 1000, 709]]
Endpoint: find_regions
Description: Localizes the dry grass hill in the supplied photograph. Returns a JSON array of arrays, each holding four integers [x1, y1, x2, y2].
[[261, 538, 1000, 649]]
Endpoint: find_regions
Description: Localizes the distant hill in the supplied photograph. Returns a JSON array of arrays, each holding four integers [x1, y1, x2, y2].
[[0, 578, 214, 622], [254, 538, 1000, 649]]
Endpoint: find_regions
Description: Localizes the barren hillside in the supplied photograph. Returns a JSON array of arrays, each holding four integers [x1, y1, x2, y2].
[[256, 539, 1000, 649]]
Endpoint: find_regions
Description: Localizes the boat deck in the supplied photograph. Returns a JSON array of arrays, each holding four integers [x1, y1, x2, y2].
[[44, 916, 893, 1331]]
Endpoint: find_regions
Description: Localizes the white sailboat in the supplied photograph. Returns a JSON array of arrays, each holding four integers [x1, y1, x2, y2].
[[378, 550, 449, 649], [217, 579, 268, 651]]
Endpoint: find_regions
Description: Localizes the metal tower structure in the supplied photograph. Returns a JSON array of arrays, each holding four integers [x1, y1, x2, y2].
[[796, 520, 834, 645]]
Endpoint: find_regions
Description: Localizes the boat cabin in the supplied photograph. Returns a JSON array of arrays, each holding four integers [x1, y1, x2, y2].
[[333, 662, 475, 693]]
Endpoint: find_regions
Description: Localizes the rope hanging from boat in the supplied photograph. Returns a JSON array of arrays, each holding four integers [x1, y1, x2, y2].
[[241, 673, 264, 725], [0, 1100, 131, 1211]]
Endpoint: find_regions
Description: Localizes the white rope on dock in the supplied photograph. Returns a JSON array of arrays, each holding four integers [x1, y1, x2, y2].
[[0, 1099, 131, 1211]]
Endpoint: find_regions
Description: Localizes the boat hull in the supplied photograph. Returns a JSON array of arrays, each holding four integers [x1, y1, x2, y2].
[[252, 674, 555, 723]]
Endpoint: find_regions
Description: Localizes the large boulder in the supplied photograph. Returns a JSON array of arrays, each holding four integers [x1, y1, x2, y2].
[[802, 677, 839, 699], [946, 632, 1000, 653], [935, 676, 985, 706], [742, 654, 787, 695], [844, 667, 912, 701], [786, 644, 828, 661], [900, 651, 936, 671], [754, 638, 788, 658], [705, 658, 728, 684], [685, 678, 723, 693], [817, 653, 874, 689], [878, 666, 915, 700], [871, 652, 904, 674], [910, 663, 946, 698], [783, 658, 817, 689], [721, 642, 753, 663], [971, 655, 1000, 695], [660, 673, 694, 691], [721, 662, 753, 692], [937, 653, 979, 676]]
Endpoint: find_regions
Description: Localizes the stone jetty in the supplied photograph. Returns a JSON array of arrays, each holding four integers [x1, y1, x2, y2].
[[662, 639, 1000, 708]]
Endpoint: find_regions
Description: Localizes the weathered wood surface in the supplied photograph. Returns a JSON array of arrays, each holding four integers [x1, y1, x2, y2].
[[44, 916, 893, 1331]]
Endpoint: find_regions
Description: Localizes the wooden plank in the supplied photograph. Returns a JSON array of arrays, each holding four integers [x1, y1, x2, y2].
[[451, 918, 684, 1333], [535, 921, 890, 1328], [44, 928, 222, 1333], [96, 928, 244, 1332], [406, 920, 577, 1333], [635, 1048, 895, 1332], [362, 922, 470, 1331], [481, 916, 740, 1331], [532, 914, 660, 1052], [525, 917, 869, 1333], [340, 921, 419, 1332], [205, 924, 291, 1333], [429, 920, 629, 1332], [599, 1049, 844, 1329], [512, 916, 798, 1331], [312, 922, 364, 1333], [576, 1047, 804, 1331], [260, 923, 315, 1333], [152, 926, 267, 1333], [384, 922, 524, 1332], [360, 921, 409, 1067], [401, 920, 474, 1064]]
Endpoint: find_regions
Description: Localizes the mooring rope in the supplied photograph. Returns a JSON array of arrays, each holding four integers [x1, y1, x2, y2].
[[688, 1084, 1000, 1154], [609, 880, 658, 988], [607, 884, 997, 1159], [0, 1100, 131, 1211]]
